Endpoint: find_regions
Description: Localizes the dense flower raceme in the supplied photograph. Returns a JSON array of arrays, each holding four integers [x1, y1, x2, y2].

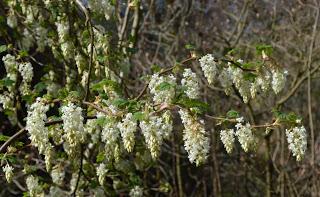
[[117, 113, 137, 152], [2, 164, 14, 183], [18, 62, 33, 95], [286, 126, 307, 161], [26, 175, 43, 197], [129, 186, 144, 197], [235, 118, 257, 152], [26, 98, 50, 155], [198, 54, 287, 103], [179, 109, 210, 166], [99, 113, 121, 162], [149, 73, 176, 104], [220, 129, 235, 154], [61, 102, 85, 157], [140, 111, 173, 159], [181, 68, 200, 99]]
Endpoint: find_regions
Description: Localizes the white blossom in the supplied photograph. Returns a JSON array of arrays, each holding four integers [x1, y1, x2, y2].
[[179, 109, 210, 166], [220, 129, 235, 154], [286, 126, 307, 161], [61, 103, 85, 157], [101, 117, 120, 162], [181, 68, 200, 99], [199, 54, 217, 85], [26, 175, 42, 197], [96, 163, 107, 185], [235, 122, 256, 152], [149, 73, 176, 104], [18, 62, 33, 95], [129, 186, 143, 197], [271, 69, 287, 94], [140, 111, 172, 159], [26, 98, 50, 154], [117, 113, 137, 152], [51, 164, 65, 185], [2, 164, 14, 183]]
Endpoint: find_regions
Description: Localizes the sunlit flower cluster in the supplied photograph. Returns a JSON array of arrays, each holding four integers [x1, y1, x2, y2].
[[100, 116, 120, 162], [129, 186, 144, 197], [2, 164, 14, 183], [220, 129, 235, 154], [181, 68, 200, 99], [18, 62, 33, 95], [117, 113, 137, 152], [179, 109, 210, 166], [61, 103, 85, 157], [235, 119, 256, 152], [199, 54, 217, 85], [26, 98, 50, 155], [96, 163, 107, 185], [140, 112, 173, 159], [26, 175, 43, 197], [199, 54, 287, 103], [286, 126, 307, 161], [149, 73, 176, 104]]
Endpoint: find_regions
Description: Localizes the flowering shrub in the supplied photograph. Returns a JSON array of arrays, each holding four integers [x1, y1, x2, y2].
[[0, 0, 313, 196]]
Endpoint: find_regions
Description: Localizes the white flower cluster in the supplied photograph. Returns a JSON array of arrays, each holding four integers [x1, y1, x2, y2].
[[179, 109, 210, 166], [286, 126, 307, 161], [271, 69, 287, 94], [149, 73, 176, 104], [235, 118, 256, 152], [51, 164, 65, 186], [199, 54, 217, 85], [0, 92, 13, 110], [199, 54, 288, 103], [56, 18, 74, 59], [117, 113, 137, 152], [140, 112, 173, 159], [181, 68, 200, 99], [129, 186, 143, 197], [18, 62, 33, 95], [2, 164, 14, 183], [2, 54, 17, 91], [96, 163, 107, 185], [220, 129, 235, 154], [26, 175, 43, 197], [61, 103, 85, 157], [26, 98, 50, 155], [100, 116, 120, 162]]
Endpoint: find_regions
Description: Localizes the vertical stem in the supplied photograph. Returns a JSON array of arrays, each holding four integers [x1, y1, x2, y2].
[[265, 135, 271, 197], [176, 143, 183, 197], [307, 5, 319, 196]]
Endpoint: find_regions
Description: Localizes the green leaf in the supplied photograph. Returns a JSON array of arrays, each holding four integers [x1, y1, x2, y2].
[[0, 77, 15, 87], [185, 44, 195, 50], [0, 45, 7, 53], [112, 98, 129, 109], [156, 82, 174, 91], [133, 112, 145, 121], [96, 152, 105, 163], [34, 82, 47, 93], [0, 134, 10, 141], [243, 72, 257, 82], [226, 110, 239, 119], [256, 44, 273, 56], [91, 79, 122, 95], [176, 97, 209, 113]]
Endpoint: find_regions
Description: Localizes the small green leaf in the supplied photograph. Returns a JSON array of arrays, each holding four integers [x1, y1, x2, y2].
[[0, 77, 15, 87], [0, 45, 7, 53], [226, 110, 239, 119], [185, 44, 195, 50], [34, 82, 47, 93], [156, 82, 174, 91], [243, 72, 257, 82], [133, 112, 145, 121], [151, 64, 161, 73], [112, 98, 129, 109], [256, 44, 273, 56], [96, 152, 105, 163]]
